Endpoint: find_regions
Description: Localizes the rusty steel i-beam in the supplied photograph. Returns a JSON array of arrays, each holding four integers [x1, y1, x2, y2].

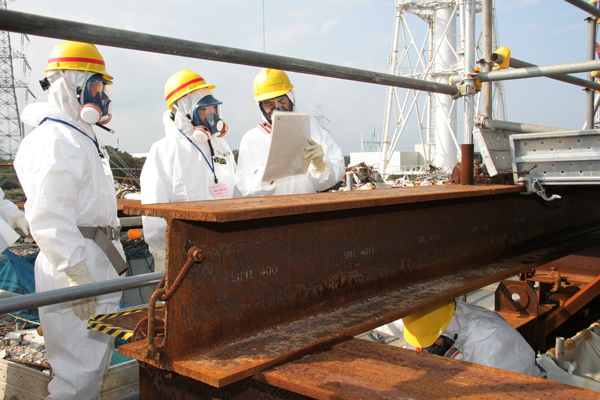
[[120, 184, 600, 387]]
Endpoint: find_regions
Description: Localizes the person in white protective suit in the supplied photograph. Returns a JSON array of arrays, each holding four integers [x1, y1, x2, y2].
[[235, 68, 345, 196], [14, 41, 124, 400], [141, 69, 236, 271], [376, 300, 544, 377], [0, 188, 30, 242]]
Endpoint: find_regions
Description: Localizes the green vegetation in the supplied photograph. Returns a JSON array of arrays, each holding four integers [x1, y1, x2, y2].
[[3, 188, 24, 199]]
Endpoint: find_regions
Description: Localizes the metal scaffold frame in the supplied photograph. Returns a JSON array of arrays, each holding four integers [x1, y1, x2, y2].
[[380, 0, 508, 178]]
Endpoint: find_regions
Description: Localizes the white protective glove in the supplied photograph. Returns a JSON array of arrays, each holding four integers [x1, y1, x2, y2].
[[253, 167, 278, 195], [65, 262, 99, 320], [13, 215, 29, 236], [152, 248, 166, 273], [304, 138, 326, 174]]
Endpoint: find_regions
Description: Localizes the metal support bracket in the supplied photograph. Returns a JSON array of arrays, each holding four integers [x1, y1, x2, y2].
[[449, 73, 478, 98], [517, 177, 561, 201]]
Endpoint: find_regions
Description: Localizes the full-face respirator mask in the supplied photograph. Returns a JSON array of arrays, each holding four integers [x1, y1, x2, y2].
[[420, 334, 457, 357], [171, 92, 228, 143], [78, 74, 113, 125], [39, 71, 113, 128], [190, 95, 228, 142]]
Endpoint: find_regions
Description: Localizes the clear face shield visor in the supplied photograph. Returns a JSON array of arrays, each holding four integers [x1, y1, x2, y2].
[[191, 95, 224, 134]]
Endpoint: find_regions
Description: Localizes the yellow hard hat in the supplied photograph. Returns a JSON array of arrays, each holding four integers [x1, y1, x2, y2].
[[45, 41, 113, 80], [403, 300, 455, 348], [164, 69, 216, 110], [254, 68, 294, 102]]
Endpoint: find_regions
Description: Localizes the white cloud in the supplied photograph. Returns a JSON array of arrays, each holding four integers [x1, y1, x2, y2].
[[551, 23, 585, 35], [519, 22, 543, 34], [322, 18, 340, 32]]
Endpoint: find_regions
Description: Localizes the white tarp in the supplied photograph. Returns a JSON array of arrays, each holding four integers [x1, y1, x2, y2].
[[537, 354, 600, 392], [538, 327, 600, 392], [563, 328, 600, 381]]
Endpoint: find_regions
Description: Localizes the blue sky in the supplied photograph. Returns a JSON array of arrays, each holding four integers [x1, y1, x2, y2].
[[8, 0, 595, 156]]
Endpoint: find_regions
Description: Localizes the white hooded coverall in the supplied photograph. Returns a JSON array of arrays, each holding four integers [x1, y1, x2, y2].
[[14, 70, 122, 400], [0, 188, 26, 250], [141, 109, 237, 254], [235, 115, 345, 197], [376, 301, 541, 376], [0, 188, 25, 231]]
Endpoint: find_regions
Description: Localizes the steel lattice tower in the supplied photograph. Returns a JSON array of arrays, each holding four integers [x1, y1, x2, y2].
[[380, 0, 505, 177], [313, 105, 331, 133], [0, 0, 34, 186]]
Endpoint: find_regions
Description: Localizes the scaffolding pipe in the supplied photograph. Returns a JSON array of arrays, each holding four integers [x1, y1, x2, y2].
[[556, 337, 565, 370], [510, 57, 600, 91], [478, 59, 600, 82], [0, 272, 163, 315], [564, 0, 600, 19], [381, 2, 403, 178], [0, 9, 460, 97], [462, 0, 476, 185], [481, 0, 493, 117], [479, 118, 570, 133], [587, 2, 597, 130]]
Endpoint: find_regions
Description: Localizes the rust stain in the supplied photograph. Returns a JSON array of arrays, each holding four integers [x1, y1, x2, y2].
[[255, 339, 595, 399], [123, 184, 524, 222], [120, 186, 600, 388]]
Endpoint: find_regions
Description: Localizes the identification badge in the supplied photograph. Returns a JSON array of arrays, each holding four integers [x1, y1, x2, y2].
[[214, 157, 227, 165], [210, 183, 229, 198]]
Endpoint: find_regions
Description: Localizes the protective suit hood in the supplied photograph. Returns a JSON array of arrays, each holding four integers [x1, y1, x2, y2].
[[170, 88, 214, 136], [48, 70, 95, 122], [441, 308, 461, 339], [21, 70, 96, 135], [162, 109, 210, 146]]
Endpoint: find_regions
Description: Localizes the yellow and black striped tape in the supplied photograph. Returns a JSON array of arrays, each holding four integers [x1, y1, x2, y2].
[[87, 319, 134, 341], [86, 304, 165, 341]]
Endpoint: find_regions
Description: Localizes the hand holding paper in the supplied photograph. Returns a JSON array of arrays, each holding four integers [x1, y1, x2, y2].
[[304, 138, 326, 174]]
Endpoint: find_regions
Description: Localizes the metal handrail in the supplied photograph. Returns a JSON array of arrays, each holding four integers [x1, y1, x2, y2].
[[478, 59, 600, 82], [564, 0, 600, 19], [0, 272, 163, 315], [0, 9, 460, 97], [510, 57, 600, 91]]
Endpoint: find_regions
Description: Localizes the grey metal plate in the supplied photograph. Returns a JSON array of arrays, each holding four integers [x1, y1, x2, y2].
[[473, 128, 513, 176], [509, 129, 600, 185]]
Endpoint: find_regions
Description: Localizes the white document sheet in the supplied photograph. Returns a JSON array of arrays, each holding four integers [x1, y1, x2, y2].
[[262, 112, 311, 183]]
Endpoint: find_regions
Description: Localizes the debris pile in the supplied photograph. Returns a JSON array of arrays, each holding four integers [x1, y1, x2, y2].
[[0, 327, 49, 371], [415, 165, 451, 185], [342, 162, 388, 191], [390, 165, 451, 187], [114, 182, 140, 199]]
